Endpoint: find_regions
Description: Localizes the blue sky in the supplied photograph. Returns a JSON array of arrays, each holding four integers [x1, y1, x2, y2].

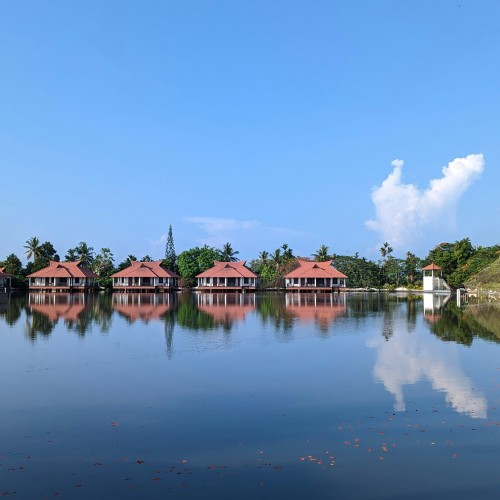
[[1, 0, 499, 264]]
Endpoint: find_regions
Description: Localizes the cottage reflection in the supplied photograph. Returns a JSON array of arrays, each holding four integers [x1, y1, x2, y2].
[[371, 302, 487, 419], [112, 293, 176, 324], [25, 293, 92, 338], [285, 293, 347, 332], [27, 293, 88, 320], [195, 293, 256, 329]]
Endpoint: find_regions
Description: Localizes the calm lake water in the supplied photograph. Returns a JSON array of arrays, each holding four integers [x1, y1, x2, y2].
[[1, 291, 500, 499]]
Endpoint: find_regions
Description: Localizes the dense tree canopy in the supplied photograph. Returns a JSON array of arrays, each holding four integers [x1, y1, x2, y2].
[[177, 245, 222, 287], [3, 235, 500, 290]]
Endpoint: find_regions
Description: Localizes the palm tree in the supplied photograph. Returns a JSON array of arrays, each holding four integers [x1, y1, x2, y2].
[[380, 242, 393, 261], [65, 248, 78, 261], [24, 236, 41, 261], [281, 243, 293, 261], [75, 241, 95, 268], [259, 250, 269, 263], [312, 244, 330, 262], [220, 242, 239, 262], [271, 248, 282, 269]]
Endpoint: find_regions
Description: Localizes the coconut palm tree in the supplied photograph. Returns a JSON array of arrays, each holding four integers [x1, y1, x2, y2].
[[281, 243, 294, 261], [220, 242, 239, 262], [271, 248, 282, 269], [75, 242, 95, 268], [258, 250, 269, 263], [65, 248, 78, 261], [24, 236, 41, 261], [312, 244, 330, 262]]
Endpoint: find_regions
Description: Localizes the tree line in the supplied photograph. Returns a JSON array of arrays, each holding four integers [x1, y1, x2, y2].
[[1, 227, 499, 290]]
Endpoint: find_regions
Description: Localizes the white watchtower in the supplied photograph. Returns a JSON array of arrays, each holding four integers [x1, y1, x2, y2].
[[422, 262, 449, 292]]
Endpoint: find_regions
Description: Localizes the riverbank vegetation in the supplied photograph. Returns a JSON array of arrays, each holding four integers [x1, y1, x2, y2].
[[1, 229, 499, 291]]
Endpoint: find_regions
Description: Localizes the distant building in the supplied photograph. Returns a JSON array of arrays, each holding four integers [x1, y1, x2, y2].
[[284, 260, 347, 292], [28, 261, 98, 292], [111, 260, 179, 292], [196, 261, 258, 292], [421, 263, 450, 292]]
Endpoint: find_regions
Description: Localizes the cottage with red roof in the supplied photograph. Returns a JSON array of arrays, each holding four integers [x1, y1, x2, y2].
[[27, 261, 98, 292], [0, 267, 13, 291], [110, 260, 179, 292], [196, 261, 258, 292], [284, 260, 347, 292]]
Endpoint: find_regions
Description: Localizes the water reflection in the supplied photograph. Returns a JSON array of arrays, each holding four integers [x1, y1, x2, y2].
[[371, 297, 488, 419], [112, 293, 176, 324], [1, 292, 500, 350], [25, 293, 94, 340], [284, 293, 347, 333], [196, 293, 256, 330], [427, 298, 500, 345], [372, 338, 488, 418]]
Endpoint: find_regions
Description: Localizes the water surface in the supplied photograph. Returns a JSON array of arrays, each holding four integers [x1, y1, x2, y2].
[[1, 292, 499, 499]]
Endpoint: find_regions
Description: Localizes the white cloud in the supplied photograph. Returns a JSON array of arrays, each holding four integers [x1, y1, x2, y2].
[[366, 154, 485, 250]]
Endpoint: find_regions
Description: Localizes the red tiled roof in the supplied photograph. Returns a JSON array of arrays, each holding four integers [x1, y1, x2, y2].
[[111, 261, 179, 279], [284, 260, 348, 279], [196, 261, 257, 279], [421, 262, 442, 271], [27, 261, 98, 278]]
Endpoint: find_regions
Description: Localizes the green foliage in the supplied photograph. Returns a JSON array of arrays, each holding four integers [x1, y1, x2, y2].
[[333, 254, 383, 288], [219, 242, 239, 262], [64, 248, 78, 261], [75, 242, 95, 268], [465, 253, 500, 291], [65, 242, 94, 268], [116, 255, 137, 272], [32, 241, 59, 271], [24, 236, 41, 261], [249, 244, 298, 288], [164, 225, 177, 272], [312, 244, 330, 262], [177, 245, 221, 287], [0, 253, 26, 288], [425, 238, 498, 288], [92, 248, 115, 289], [404, 251, 422, 285]]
